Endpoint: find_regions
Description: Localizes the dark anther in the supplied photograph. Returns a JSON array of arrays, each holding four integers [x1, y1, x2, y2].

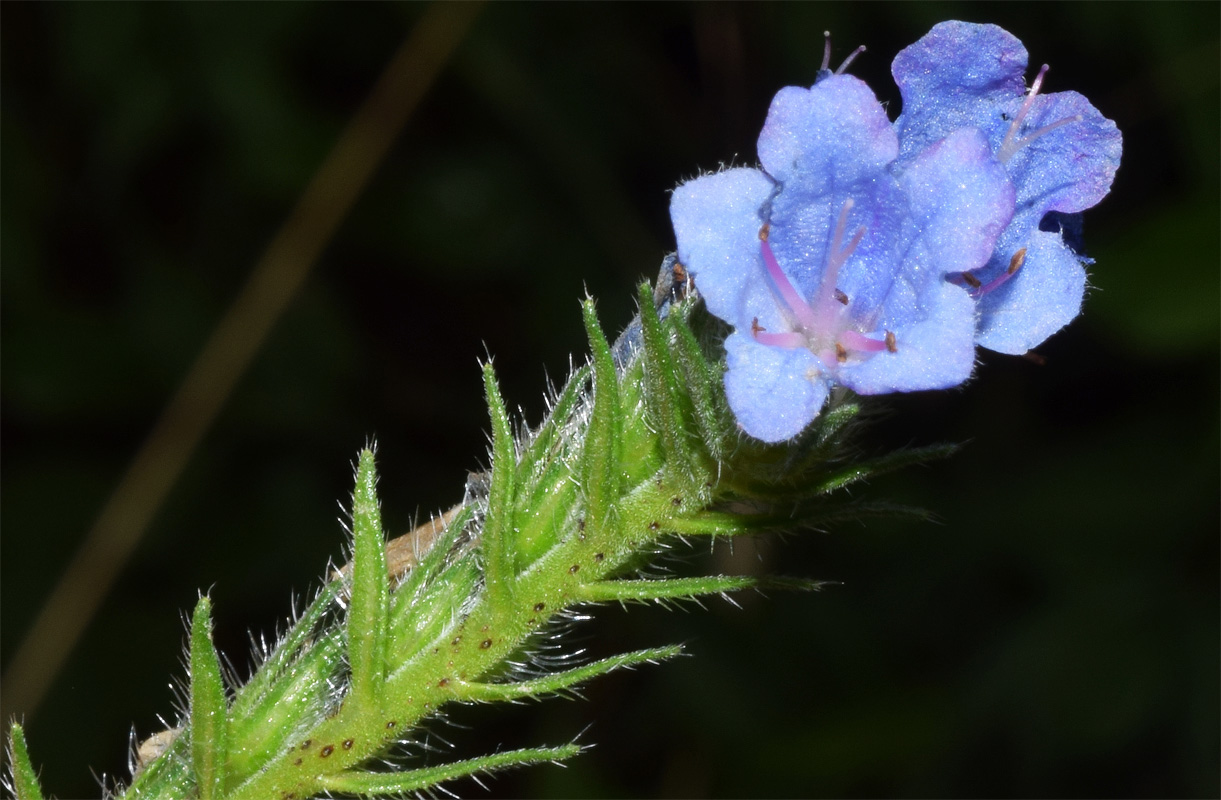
[[885, 331, 897, 353], [835, 342, 848, 363], [758, 223, 770, 241], [1008, 247, 1027, 274], [962, 272, 982, 289], [833, 289, 849, 305]]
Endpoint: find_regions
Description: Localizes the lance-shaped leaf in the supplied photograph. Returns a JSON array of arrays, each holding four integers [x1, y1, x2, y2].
[[348, 448, 390, 712], [454, 645, 681, 702], [637, 282, 699, 485], [189, 596, 228, 800], [316, 744, 581, 796], [481, 362, 518, 602], [580, 299, 622, 537], [7, 724, 45, 800], [576, 575, 760, 604]]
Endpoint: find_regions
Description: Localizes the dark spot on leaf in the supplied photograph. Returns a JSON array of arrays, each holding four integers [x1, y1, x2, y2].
[[343, 739, 354, 750], [594, 552, 604, 562], [301, 740, 312, 750], [649, 522, 660, 531], [534, 602, 546, 612], [569, 564, 580, 574], [481, 638, 493, 649], [320, 745, 334, 758]]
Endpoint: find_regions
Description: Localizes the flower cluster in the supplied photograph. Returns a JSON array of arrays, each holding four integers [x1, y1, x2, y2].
[[670, 22, 1121, 442]]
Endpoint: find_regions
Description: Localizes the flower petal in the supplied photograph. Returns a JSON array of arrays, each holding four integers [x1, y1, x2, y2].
[[1002, 89, 1123, 238], [839, 280, 977, 395], [723, 332, 829, 442], [758, 75, 899, 194], [670, 168, 776, 325], [892, 21, 1028, 160], [975, 229, 1086, 354]]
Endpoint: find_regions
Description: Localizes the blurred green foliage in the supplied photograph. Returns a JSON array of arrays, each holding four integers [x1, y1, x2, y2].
[[2, 3, 1216, 797]]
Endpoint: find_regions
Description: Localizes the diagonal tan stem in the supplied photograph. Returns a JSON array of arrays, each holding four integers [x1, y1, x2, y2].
[[1, 1, 483, 728]]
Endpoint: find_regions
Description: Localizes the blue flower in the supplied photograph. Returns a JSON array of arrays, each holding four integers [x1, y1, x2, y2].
[[893, 21, 1123, 354], [671, 74, 1013, 442]]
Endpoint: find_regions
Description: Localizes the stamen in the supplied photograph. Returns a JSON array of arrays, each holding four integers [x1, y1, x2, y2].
[[760, 238, 819, 330], [820, 31, 832, 72], [835, 343, 848, 363], [839, 330, 887, 353], [997, 64, 1084, 163], [974, 247, 1027, 296], [752, 317, 806, 348], [758, 223, 770, 242], [1007, 247, 1027, 275], [961, 272, 982, 289], [818, 199, 865, 306], [885, 331, 897, 353], [833, 289, 849, 305]]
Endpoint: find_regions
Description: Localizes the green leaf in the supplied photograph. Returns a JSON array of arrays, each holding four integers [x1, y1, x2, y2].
[[811, 443, 959, 494], [348, 448, 390, 712], [637, 281, 699, 486], [520, 363, 590, 491], [454, 645, 681, 702], [230, 578, 342, 718], [7, 724, 45, 800], [580, 298, 622, 537], [576, 575, 759, 604], [668, 303, 729, 458], [316, 744, 581, 796], [189, 596, 229, 800], [481, 361, 518, 601]]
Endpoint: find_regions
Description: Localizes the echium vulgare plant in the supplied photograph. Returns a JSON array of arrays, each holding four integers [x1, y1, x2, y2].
[[7, 21, 1119, 800]]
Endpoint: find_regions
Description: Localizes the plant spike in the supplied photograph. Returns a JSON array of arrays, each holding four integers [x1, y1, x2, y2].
[[188, 596, 229, 800], [347, 448, 390, 714]]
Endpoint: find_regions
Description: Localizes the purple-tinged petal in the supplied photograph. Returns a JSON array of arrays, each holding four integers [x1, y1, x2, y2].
[[1002, 89, 1123, 235], [758, 75, 899, 193], [723, 332, 829, 442], [670, 168, 775, 324], [839, 280, 977, 394], [892, 21, 1028, 159], [974, 229, 1086, 354], [896, 127, 1014, 277]]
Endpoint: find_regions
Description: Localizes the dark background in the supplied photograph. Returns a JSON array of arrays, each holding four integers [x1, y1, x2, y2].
[[2, 3, 1217, 797]]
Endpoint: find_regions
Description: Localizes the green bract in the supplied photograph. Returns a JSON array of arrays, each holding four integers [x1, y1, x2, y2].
[[9, 277, 946, 799]]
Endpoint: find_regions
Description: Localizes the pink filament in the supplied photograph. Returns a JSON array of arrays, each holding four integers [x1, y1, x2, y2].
[[760, 238, 819, 330]]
